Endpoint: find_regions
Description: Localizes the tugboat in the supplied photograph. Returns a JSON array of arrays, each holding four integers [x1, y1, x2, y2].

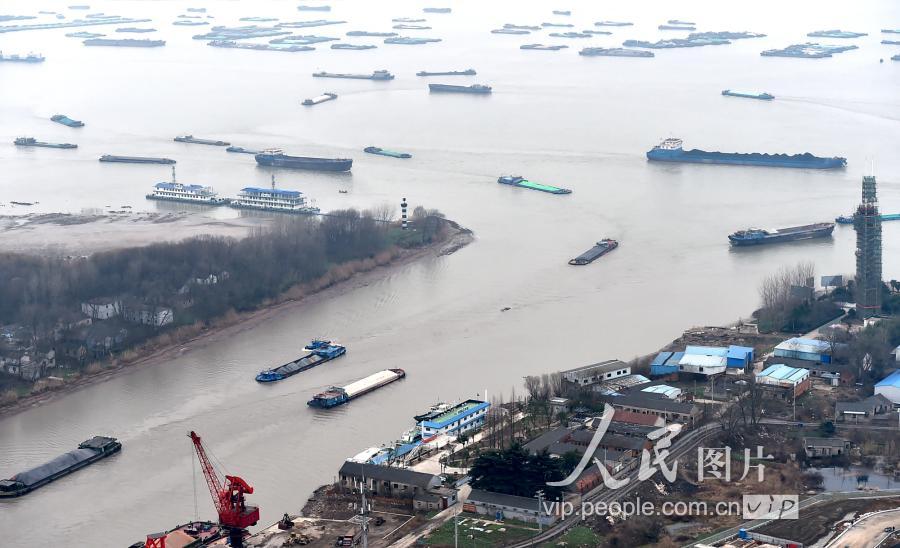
[[569, 239, 618, 265]]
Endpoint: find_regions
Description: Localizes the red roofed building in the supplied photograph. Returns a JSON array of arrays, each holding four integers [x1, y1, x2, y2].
[[612, 409, 665, 428]]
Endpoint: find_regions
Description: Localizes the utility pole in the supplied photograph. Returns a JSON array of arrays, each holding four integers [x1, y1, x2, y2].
[[454, 511, 458, 548]]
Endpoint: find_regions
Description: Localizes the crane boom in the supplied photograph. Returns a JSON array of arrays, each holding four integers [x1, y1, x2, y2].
[[188, 430, 260, 547]]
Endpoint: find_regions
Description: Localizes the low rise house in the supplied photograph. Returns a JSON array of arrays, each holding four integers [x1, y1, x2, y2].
[[875, 371, 900, 406], [413, 487, 458, 511], [465, 489, 557, 526], [611, 409, 666, 428], [548, 397, 571, 416], [123, 305, 174, 327], [803, 437, 850, 458], [338, 462, 441, 499], [561, 359, 630, 387], [835, 394, 893, 422], [607, 392, 699, 425], [80, 298, 121, 320], [755, 363, 810, 399]]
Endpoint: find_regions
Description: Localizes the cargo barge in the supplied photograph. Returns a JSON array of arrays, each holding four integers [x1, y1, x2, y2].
[[646, 138, 846, 169], [51, 114, 84, 127], [14, 137, 77, 149], [384, 36, 442, 45], [0, 436, 121, 498], [492, 28, 531, 35], [364, 146, 411, 159], [255, 341, 346, 382], [174, 135, 230, 146], [722, 89, 774, 100], [417, 69, 475, 76], [100, 154, 175, 164], [331, 43, 376, 50], [346, 31, 397, 37], [297, 5, 331, 10], [226, 146, 260, 154], [0, 52, 45, 63], [728, 223, 835, 246], [836, 213, 900, 224], [83, 38, 165, 47], [569, 239, 618, 265], [429, 83, 491, 94], [497, 175, 571, 194], [595, 21, 633, 27], [308, 368, 405, 408], [302, 92, 338, 105], [424, 7, 451, 13], [312, 69, 394, 80], [521, 44, 568, 50], [255, 149, 352, 171]]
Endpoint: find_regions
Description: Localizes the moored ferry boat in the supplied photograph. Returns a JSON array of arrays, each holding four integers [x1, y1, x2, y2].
[[229, 175, 320, 214], [146, 167, 226, 205]]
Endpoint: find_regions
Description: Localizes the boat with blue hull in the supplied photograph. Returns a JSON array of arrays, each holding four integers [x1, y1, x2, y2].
[[722, 90, 774, 100], [836, 213, 900, 224], [647, 138, 846, 169], [498, 175, 571, 194], [569, 239, 618, 265], [255, 341, 346, 382], [728, 222, 834, 246], [307, 368, 405, 408], [51, 114, 84, 127]]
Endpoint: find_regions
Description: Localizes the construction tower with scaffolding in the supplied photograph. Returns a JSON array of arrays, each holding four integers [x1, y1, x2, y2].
[[854, 175, 883, 317]]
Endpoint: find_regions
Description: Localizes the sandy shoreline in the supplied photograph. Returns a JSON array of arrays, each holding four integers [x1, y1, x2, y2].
[[0, 224, 474, 420]]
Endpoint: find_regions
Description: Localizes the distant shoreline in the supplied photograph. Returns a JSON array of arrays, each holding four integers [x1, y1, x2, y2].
[[0, 222, 474, 420]]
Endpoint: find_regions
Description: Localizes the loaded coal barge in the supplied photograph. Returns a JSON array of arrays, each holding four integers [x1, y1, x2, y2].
[[569, 239, 618, 265], [255, 341, 346, 382], [0, 436, 121, 497]]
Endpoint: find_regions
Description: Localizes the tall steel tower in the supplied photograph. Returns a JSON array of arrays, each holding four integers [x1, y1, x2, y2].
[[854, 175, 882, 317]]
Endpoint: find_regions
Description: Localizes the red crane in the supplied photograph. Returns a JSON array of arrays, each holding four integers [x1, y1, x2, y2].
[[189, 430, 260, 548]]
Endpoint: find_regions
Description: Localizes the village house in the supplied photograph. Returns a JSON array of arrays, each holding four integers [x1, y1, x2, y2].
[[338, 462, 441, 499], [465, 489, 558, 526], [835, 394, 893, 422], [80, 298, 121, 320], [803, 437, 851, 458]]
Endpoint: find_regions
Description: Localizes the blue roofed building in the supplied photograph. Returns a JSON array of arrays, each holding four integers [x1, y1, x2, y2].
[[418, 399, 490, 438], [726, 345, 754, 369], [774, 338, 833, 364], [875, 370, 900, 406], [756, 363, 811, 399], [650, 351, 683, 376]]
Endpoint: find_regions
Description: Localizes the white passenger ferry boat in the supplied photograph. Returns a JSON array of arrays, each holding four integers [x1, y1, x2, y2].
[[229, 175, 320, 214], [146, 167, 226, 205]]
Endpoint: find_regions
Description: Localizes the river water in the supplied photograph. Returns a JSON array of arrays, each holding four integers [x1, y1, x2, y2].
[[1, 0, 900, 545]]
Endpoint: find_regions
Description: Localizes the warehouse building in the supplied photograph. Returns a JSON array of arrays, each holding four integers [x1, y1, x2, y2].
[[875, 371, 900, 406], [561, 359, 630, 387], [774, 338, 833, 364], [755, 363, 811, 399]]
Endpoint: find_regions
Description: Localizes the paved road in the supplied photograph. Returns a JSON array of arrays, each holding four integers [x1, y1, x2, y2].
[[827, 508, 900, 548]]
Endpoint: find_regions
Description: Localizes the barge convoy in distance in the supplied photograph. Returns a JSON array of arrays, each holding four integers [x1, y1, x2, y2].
[[255, 148, 353, 171], [256, 340, 346, 383], [647, 138, 847, 169], [0, 436, 121, 498], [308, 368, 405, 408], [569, 239, 619, 265], [728, 223, 835, 246], [498, 175, 571, 194]]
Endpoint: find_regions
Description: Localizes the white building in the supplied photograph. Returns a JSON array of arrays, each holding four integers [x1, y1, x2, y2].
[[561, 359, 630, 386], [875, 371, 900, 406], [123, 306, 174, 327], [81, 299, 121, 320]]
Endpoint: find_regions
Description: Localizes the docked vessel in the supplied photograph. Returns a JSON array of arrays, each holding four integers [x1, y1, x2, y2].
[[308, 368, 405, 408], [174, 135, 230, 146], [364, 146, 412, 159], [83, 38, 165, 47], [646, 138, 846, 169], [312, 69, 394, 80], [836, 213, 900, 224], [580, 47, 653, 57], [147, 167, 226, 205], [255, 341, 346, 382], [255, 149, 352, 172], [14, 137, 76, 149], [569, 239, 618, 265], [51, 114, 84, 127], [497, 175, 571, 194], [728, 223, 835, 246], [520, 44, 568, 50], [429, 83, 491, 94], [0, 52, 45, 63], [100, 154, 175, 164], [230, 175, 320, 213], [225, 146, 260, 154], [0, 436, 121, 498], [302, 92, 338, 105], [417, 69, 476, 76], [722, 89, 774, 100]]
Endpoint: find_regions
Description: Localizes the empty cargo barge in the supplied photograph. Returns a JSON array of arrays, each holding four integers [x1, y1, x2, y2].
[[364, 146, 411, 158], [0, 436, 121, 498], [174, 135, 230, 146], [569, 238, 618, 265], [497, 175, 571, 194], [255, 341, 346, 382], [308, 368, 405, 408], [100, 155, 175, 164]]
